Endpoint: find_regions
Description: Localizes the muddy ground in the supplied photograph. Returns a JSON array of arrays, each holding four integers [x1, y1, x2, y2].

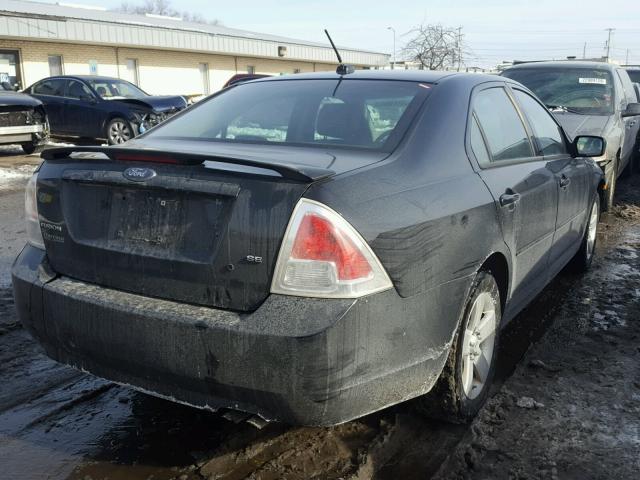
[[0, 147, 638, 479]]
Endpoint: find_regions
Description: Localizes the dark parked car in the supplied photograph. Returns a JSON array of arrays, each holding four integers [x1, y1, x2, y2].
[[13, 71, 604, 426], [25, 76, 187, 145], [502, 61, 640, 210], [222, 73, 271, 88], [0, 82, 48, 154]]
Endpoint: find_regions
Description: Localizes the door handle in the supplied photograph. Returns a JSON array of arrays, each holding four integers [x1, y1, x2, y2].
[[499, 190, 521, 207], [559, 175, 571, 188]]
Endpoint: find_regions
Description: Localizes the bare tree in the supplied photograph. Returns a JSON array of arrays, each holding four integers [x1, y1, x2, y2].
[[402, 24, 468, 70], [117, 0, 221, 25]]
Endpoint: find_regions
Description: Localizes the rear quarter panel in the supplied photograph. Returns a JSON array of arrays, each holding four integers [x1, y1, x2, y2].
[[305, 76, 509, 348]]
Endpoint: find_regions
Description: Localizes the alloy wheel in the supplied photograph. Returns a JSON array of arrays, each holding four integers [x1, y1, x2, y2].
[[109, 120, 132, 144], [586, 200, 599, 259], [461, 291, 497, 399]]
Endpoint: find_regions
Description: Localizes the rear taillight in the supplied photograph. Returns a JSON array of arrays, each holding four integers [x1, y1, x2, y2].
[[271, 199, 392, 298], [25, 173, 45, 250]]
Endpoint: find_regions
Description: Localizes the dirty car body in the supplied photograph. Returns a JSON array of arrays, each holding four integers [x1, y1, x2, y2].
[[12, 71, 603, 425], [25, 75, 187, 144], [0, 83, 49, 153]]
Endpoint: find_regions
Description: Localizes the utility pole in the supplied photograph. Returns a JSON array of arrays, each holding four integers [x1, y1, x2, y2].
[[387, 26, 396, 70], [605, 28, 615, 62], [457, 26, 463, 72], [583, 42, 586, 59]]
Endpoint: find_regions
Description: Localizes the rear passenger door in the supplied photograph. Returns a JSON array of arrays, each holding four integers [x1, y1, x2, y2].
[[468, 84, 559, 315], [510, 87, 592, 271]]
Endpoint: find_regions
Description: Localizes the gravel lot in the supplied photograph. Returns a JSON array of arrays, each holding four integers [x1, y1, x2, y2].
[[1, 147, 638, 480]]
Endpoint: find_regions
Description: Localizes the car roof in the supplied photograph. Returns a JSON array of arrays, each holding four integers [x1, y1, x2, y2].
[[250, 69, 499, 85], [40, 75, 126, 82], [504, 61, 619, 72]]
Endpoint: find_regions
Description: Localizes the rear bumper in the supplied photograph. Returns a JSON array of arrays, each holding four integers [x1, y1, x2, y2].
[[12, 245, 463, 426]]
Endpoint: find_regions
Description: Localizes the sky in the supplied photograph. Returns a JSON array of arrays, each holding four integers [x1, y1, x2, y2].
[[42, 0, 640, 68]]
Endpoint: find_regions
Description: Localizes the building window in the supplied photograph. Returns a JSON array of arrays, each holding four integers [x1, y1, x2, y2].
[[198, 63, 210, 95], [125, 58, 139, 85], [293, 68, 301, 74], [48, 55, 63, 76], [247, 65, 255, 74]]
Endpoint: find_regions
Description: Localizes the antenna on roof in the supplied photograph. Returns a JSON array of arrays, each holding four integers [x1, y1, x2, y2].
[[324, 29, 355, 75]]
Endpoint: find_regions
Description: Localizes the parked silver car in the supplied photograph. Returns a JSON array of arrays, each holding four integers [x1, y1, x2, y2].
[[502, 61, 640, 210]]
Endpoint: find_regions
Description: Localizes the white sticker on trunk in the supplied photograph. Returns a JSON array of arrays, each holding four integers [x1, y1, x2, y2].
[[578, 78, 607, 85]]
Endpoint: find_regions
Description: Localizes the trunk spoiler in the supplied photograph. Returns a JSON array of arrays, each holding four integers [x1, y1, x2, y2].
[[41, 146, 334, 183]]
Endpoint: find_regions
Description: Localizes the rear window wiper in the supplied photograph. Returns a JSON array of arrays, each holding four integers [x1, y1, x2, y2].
[[546, 104, 584, 115]]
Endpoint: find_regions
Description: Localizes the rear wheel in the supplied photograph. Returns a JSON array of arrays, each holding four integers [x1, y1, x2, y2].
[[416, 271, 501, 423], [570, 195, 600, 272], [603, 160, 617, 211], [21, 143, 36, 155], [107, 117, 133, 145]]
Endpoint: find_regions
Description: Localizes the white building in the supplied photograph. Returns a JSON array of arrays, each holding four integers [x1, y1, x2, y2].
[[0, 0, 389, 95]]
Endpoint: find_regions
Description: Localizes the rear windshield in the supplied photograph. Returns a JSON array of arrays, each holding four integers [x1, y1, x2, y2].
[[503, 68, 614, 115], [145, 79, 431, 151]]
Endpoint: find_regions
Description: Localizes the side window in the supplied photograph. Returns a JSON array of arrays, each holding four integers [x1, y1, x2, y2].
[[473, 87, 534, 163], [469, 115, 490, 164], [512, 90, 567, 156], [67, 80, 93, 100], [617, 70, 637, 105], [32, 79, 65, 96]]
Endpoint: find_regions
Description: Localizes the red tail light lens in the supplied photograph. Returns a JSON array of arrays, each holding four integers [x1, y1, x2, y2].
[[291, 214, 372, 280], [271, 199, 392, 298]]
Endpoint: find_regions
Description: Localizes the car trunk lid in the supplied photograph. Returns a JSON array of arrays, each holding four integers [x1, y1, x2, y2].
[[36, 145, 383, 311]]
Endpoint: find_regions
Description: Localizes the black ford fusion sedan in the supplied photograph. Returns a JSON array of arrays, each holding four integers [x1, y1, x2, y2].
[[25, 75, 187, 145], [13, 70, 604, 426]]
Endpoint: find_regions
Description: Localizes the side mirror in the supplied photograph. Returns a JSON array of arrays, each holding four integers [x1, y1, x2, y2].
[[622, 102, 640, 117], [574, 135, 606, 158]]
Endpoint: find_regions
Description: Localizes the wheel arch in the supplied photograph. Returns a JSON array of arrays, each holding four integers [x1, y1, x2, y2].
[[479, 252, 509, 313]]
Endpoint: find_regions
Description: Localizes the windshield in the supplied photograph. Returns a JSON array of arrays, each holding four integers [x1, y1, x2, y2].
[[145, 79, 431, 151], [503, 68, 614, 115], [87, 79, 148, 99]]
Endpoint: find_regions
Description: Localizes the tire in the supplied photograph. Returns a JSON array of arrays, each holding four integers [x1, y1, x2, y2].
[[21, 143, 36, 155], [632, 147, 640, 176], [603, 160, 617, 212], [570, 195, 600, 272], [416, 271, 501, 423], [620, 154, 634, 178], [106, 117, 134, 145]]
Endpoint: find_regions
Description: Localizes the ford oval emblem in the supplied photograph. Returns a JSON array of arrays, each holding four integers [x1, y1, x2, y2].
[[123, 167, 156, 182]]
